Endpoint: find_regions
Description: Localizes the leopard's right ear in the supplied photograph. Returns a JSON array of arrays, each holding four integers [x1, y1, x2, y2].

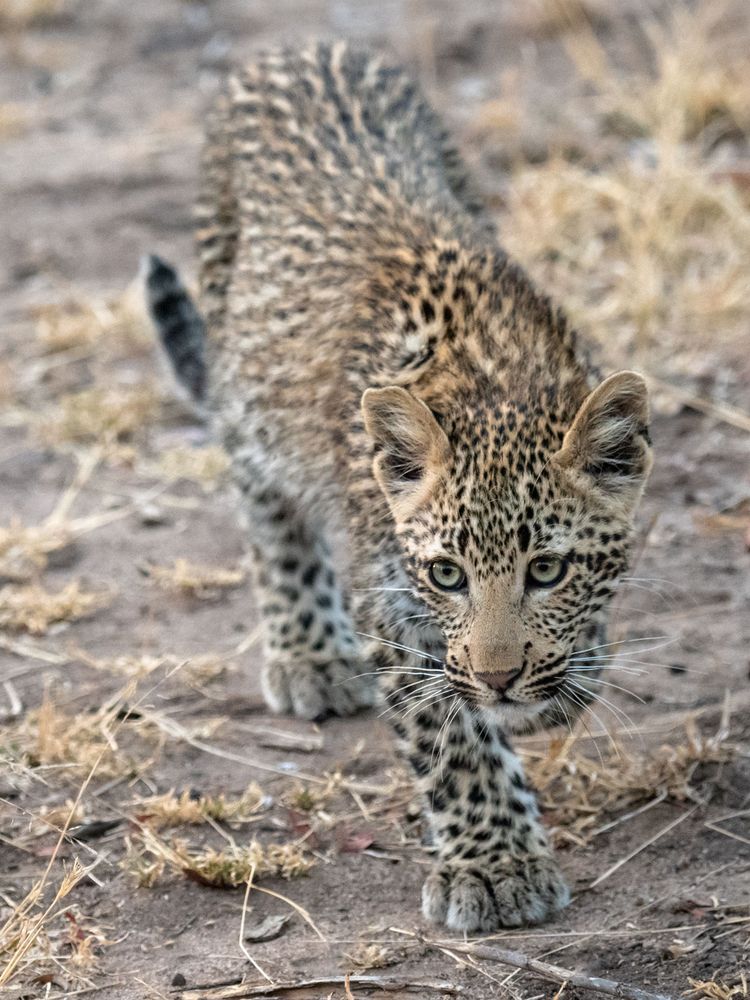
[[361, 386, 451, 519]]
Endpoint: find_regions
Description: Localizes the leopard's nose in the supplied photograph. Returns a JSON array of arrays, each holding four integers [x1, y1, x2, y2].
[[476, 667, 523, 692]]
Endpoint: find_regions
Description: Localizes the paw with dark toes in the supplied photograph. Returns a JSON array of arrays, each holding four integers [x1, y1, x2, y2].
[[422, 854, 569, 932], [262, 655, 375, 720]]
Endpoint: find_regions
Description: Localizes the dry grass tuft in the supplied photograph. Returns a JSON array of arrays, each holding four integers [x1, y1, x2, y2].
[[153, 445, 230, 491], [75, 649, 170, 680], [125, 828, 313, 888], [0, 519, 72, 583], [687, 974, 749, 999], [11, 686, 160, 779], [144, 558, 246, 600], [134, 784, 266, 828], [38, 385, 160, 447], [75, 649, 232, 688], [282, 777, 339, 814], [344, 942, 396, 970], [0, 859, 89, 989], [33, 300, 108, 355], [0, 580, 109, 634], [522, 716, 735, 846], [32, 282, 153, 355], [182, 653, 233, 686]]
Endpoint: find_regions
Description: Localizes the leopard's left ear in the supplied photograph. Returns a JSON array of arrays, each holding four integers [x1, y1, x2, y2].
[[554, 371, 653, 513]]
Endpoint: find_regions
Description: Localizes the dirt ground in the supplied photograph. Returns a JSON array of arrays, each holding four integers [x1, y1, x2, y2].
[[1, 1, 750, 998]]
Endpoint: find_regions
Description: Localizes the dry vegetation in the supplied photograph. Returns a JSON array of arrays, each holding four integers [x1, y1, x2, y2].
[[124, 831, 315, 889], [523, 713, 737, 847], [498, 3, 750, 378], [133, 784, 267, 828], [9, 683, 161, 778], [153, 445, 230, 491], [0, 580, 109, 634], [1, 0, 749, 996], [143, 558, 246, 599]]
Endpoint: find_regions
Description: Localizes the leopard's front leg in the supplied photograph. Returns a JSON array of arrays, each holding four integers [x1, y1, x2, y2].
[[389, 681, 569, 932]]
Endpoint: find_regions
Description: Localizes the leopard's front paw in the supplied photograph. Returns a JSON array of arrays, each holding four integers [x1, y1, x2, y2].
[[422, 854, 569, 932], [262, 655, 375, 721]]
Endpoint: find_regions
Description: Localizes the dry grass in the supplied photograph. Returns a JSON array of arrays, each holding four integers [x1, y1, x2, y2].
[[496, 2, 750, 376], [0, 519, 72, 583], [522, 714, 735, 846], [10, 685, 161, 779], [144, 558, 246, 599], [29, 798, 86, 835], [343, 942, 396, 970], [1, 1, 748, 994], [37, 385, 160, 447], [568, 4, 750, 143], [32, 282, 153, 356], [75, 649, 172, 680], [133, 784, 266, 828], [282, 776, 340, 814], [687, 974, 749, 999], [0, 580, 109, 634], [0, 859, 90, 989], [74, 649, 232, 687], [152, 445, 230, 491], [124, 828, 314, 889]]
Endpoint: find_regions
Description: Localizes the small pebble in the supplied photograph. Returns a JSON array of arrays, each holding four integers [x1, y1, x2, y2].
[[139, 503, 169, 526]]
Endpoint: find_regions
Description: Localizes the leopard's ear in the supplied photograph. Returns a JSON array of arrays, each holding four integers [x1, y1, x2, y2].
[[555, 371, 653, 513], [361, 386, 451, 519]]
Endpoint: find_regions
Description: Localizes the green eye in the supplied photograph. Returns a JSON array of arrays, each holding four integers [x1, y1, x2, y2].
[[428, 560, 467, 592], [527, 555, 567, 588]]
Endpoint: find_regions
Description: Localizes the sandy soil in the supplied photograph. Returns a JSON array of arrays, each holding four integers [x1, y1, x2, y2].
[[1, 2, 749, 998]]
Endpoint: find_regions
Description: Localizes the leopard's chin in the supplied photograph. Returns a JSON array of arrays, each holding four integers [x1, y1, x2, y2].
[[477, 699, 553, 735]]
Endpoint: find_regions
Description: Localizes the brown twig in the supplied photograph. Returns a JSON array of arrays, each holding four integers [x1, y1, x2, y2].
[[423, 940, 673, 1000], [177, 976, 463, 999]]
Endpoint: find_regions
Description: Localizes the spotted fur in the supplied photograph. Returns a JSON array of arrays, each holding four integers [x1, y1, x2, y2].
[[147, 42, 652, 932]]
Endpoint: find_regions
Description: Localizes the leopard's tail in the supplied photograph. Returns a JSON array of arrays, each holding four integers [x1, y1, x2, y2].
[[142, 254, 206, 402]]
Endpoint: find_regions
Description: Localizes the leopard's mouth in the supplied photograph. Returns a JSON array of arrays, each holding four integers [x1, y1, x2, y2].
[[448, 660, 573, 730]]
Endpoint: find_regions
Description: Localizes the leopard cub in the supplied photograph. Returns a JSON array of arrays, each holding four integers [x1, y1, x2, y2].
[[146, 42, 652, 932]]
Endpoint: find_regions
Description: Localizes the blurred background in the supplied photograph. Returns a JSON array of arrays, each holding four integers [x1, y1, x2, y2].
[[1, 2, 749, 997]]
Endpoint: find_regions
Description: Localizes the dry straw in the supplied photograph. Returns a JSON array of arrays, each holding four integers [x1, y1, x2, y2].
[[124, 828, 314, 889], [497, 2, 750, 375], [0, 580, 109, 635], [522, 713, 735, 846], [133, 784, 267, 828], [144, 558, 246, 599], [10, 682, 162, 779], [152, 445, 231, 491]]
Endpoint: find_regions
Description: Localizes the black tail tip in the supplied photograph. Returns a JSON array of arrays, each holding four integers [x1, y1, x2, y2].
[[141, 253, 178, 289]]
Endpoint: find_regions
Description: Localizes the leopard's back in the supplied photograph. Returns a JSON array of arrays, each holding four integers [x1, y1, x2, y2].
[[195, 42, 494, 512]]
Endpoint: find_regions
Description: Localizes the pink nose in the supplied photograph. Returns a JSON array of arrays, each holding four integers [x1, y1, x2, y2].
[[477, 668, 522, 692]]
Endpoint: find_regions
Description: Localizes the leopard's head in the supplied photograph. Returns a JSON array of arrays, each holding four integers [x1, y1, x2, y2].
[[362, 371, 652, 729]]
